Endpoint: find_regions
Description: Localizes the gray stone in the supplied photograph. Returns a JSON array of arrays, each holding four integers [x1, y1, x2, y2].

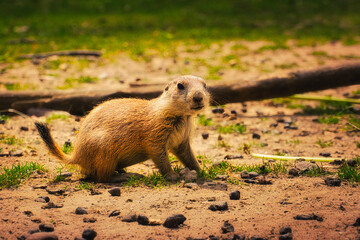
[[288, 168, 299, 176], [240, 171, 250, 179], [82, 229, 97, 240], [10, 150, 23, 157], [215, 174, 229, 180], [279, 233, 293, 240], [229, 190, 240, 200], [83, 217, 97, 223], [324, 177, 341, 187], [137, 214, 149, 225], [108, 187, 121, 196], [109, 210, 121, 217], [75, 207, 88, 215], [35, 196, 50, 203], [39, 223, 54, 232], [121, 214, 138, 222], [295, 162, 316, 173], [208, 201, 228, 211], [163, 214, 186, 228], [221, 220, 234, 233], [279, 226, 292, 235], [201, 182, 228, 191], [319, 152, 331, 157], [184, 183, 199, 189]]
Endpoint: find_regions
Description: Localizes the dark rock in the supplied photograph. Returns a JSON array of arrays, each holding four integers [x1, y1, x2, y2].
[[60, 172, 73, 178], [252, 133, 261, 139], [121, 214, 138, 222], [83, 217, 97, 223], [346, 159, 358, 167], [10, 150, 23, 157], [284, 125, 298, 130], [28, 229, 40, 234], [212, 108, 225, 114], [39, 223, 54, 232], [354, 217, 360, 226], [0, 151, 10, 157], [221, 220, 234, 233], [163, 214, 186, 228], [279, 233, 293, 240], [218, 135, 223, 141], [201, 182, 228, 191], [208, 201, 228, 211], [319, 152, 331, 157], [279, 227, 292, 235], [27, 232, 58, 240], [108, 187, 121, 196], [248, 171, 259, 178], [110, 173, 144, 183], [46, 188, 65, 195], [299, 130, 310, 136], [20, 126, 29, 131], [230, 110, 237, 115], [244, 179, 257, 184], [277, 119, 285, 123], [270, 123, 278, 128], [224, 154, 243, 160], [137, 214, 150, 225], [209, 235, 219, 240], [241, 108, 247, 113], [41, 202, 63, 209], [35, 196, 50, 203], [33, 184, 47, 189], [294, 213, 323, 222], [330, 159, 344, 165], [82, 229, 97, 240], [250, 236, 267, 240], [75, 207, 88, 215], [24, 211, 33, 217], [312, 118, 320, 123], [109, 210, 121, 217], [324, 177, 341, 187], [229, 190, 240, 200], [288, 168, 299, 177], [257, 176, 272, 185], [31, 218, 42, 223], [201, 133, 209, 140]]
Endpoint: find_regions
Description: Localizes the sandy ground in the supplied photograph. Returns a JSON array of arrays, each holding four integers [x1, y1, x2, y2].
[[0, 41, 360, 239]]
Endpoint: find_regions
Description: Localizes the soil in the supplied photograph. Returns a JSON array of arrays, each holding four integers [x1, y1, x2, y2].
[[0, 41, 360, 240]]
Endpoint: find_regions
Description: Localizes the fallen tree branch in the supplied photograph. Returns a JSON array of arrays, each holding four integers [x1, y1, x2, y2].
[[1, 63, 360, 115], [17, 50, 102, 59]]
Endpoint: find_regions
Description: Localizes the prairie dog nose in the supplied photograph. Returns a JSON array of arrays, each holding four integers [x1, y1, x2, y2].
[[193, 91, 203, 103]]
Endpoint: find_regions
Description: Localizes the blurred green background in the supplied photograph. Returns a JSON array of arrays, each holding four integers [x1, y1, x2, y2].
[[1, 0, 360, 61]]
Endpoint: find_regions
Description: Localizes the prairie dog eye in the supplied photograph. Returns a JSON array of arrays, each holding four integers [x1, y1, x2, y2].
[[177, 83, 185, 90]]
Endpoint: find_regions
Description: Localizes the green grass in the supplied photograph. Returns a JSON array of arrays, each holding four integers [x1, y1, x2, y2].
[[318, 115, 340, 124], [61, 142, 73, 154], [46, 114, 69, 123], [1, 1, 360, 62], [217, 123, 246, 134], [302, 164, 331, 177], [0, 115, 10, 122], [74, 181, 95, 191], [337, 159, 360, 182], [198, 115, 212, 126], [57, 76, 98, 89], [316, 139, 333, 148], [122, 171, 168, 188], [3, 83, 30, 90], [0, 133, 22, 145], [0, 162, 45, 189]]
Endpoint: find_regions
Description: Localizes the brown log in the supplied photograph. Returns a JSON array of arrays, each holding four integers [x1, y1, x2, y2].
[[1, 63, 360, 116], [17, 50, 102, 59]]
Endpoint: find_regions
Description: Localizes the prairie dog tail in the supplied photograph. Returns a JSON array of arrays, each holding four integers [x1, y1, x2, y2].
[[35, 122, 70, 162]]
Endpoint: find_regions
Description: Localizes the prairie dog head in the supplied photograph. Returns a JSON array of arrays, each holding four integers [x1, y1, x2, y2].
[[161, 75, 210, 116]]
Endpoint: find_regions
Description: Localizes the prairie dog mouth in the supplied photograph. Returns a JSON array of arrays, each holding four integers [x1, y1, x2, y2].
[[191, 105, 204, 110]]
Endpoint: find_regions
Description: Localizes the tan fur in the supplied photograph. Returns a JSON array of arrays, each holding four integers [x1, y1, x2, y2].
[[36, 75, 209, 182]]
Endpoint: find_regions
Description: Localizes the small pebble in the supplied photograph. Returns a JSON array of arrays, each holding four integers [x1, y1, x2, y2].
[[288, 168, 299, 177], [41, 202, 63, 209], [212, 108, 225, 114], [279, 227, 292, 235], [20, 126, 29, 131], [229, 190, 240, 200], [35, 196, 50, 203], [82, 229, 97, 240], [10, 150, 23, 157], [28, 229, 40, 234], [201, 133, 209, 140], [83, 217, 97, 223], [324, 177, 341, 187], [319, 152, 331, 157], [279, 233, 293, 240], [224, 154, 243, 160], [108, 187, 121, 196], [221, 220, 234, 233], [163, 214, 186, 228], [137, 214, 150, 225], [354, 217, 360, 226], [252, 133, 261, 139], [208, 201, 228, 211], [109, 210, 121, 217], [39, 223, 54, 232], [294, 213, 323, 222], [75, 207, 88, 215]]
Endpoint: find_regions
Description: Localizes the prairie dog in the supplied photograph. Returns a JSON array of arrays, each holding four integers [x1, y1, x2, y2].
[[35, 75, 210, 182]]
